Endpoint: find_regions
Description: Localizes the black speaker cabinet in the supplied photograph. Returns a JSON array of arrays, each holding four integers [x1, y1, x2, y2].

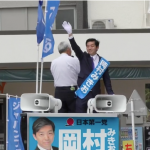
[[145, 126, 150, 150]]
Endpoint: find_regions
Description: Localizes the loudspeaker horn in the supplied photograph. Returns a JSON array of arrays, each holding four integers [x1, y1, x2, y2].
[[87, 94, 127, 113], [20, 93, 62, 112]]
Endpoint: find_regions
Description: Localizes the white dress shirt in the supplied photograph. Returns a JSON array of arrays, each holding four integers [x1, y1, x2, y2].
[[51, 53, 80, 87], [91, 54, 99, 68], [38, 145, 53, 150]]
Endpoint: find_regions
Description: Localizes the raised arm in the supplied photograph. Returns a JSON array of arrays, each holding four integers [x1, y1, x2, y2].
[[62, 21, 84, 60]]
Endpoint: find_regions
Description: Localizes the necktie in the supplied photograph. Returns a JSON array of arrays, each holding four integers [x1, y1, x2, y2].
[[91, 57, 95, 69]]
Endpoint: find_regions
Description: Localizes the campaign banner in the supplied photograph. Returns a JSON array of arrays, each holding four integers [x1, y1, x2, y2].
[[8, 97, 24, 150], [42, 0, 60, 58], [28, 115, 119, 150]]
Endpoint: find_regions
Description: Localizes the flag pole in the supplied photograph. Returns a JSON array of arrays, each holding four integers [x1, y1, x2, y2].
[[39, 0, 47, 94], [36, 44, 39, 93], [39, 58, 43, 93]]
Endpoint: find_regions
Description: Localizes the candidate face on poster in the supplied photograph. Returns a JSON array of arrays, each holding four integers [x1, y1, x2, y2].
[[31, 117, 58, 150]]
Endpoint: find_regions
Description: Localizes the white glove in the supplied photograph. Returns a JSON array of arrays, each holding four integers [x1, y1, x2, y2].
[[62, 21, 72, 35]]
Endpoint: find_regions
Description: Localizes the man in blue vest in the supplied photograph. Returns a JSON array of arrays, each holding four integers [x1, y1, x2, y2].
[[62, 21, 114, 113]]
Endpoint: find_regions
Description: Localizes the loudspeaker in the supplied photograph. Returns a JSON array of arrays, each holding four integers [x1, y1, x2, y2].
[[20, 93, 62, 112], [20, 93, 50, 111], [49, 95, 62, 111], [88, 94, 127, 113]]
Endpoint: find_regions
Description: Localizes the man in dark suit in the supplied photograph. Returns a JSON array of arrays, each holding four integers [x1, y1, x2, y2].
[[62, 21, 114, 113], [32, 117, 58, 150]]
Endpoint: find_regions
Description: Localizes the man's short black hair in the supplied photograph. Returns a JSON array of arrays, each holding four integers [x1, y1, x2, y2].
[[86, 38, 100, 47], [32, 117, 55, 135]]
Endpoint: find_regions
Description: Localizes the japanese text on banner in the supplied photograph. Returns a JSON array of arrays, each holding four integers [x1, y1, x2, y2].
[[59, 128, 116, 150], [8, 97, 24, 150], [75, 58, 110, 99], [42, 1, 60, 58], [123, 140, 134, 150]]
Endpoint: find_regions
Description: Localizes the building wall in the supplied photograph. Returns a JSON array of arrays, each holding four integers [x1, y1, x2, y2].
[[0, 1, 150, 128], [3, 81, 55, 96], [87, 1, 149, 29], [0, 1, 150, 63], [0, 1, 85, 30], [0, 32, 150, 63], [111, 79, 147, 101], [0, 1, 150, 30], [1, 1, 149, 30]]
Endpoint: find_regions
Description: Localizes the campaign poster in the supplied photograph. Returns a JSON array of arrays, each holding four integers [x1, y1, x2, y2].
[[28, 115, 119, 150]]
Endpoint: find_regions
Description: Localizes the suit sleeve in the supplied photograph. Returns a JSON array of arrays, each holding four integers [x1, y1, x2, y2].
[[102, 68, 114, 94], [52, 146, 59, 150], [69, 37, 84, 60]]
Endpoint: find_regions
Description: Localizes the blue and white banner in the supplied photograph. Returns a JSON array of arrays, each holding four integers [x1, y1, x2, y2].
[[42, 0, 60, 58], [8, 97, 24, 150], [36, 0, 45, 44], [29, 116, 119, 150], [75, 57, 110, 99]]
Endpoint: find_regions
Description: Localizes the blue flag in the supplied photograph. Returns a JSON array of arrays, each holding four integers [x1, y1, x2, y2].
[[8, 97, 24, 150], [36, 0, 45, 44], [42, 0, 60, 58]]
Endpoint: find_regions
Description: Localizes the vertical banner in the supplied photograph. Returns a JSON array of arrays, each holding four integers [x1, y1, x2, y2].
[[36, 0, 45, 44], [28, 115, 119, 150], [42, 0, 60, 58], [8, 97, 24, 150]]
